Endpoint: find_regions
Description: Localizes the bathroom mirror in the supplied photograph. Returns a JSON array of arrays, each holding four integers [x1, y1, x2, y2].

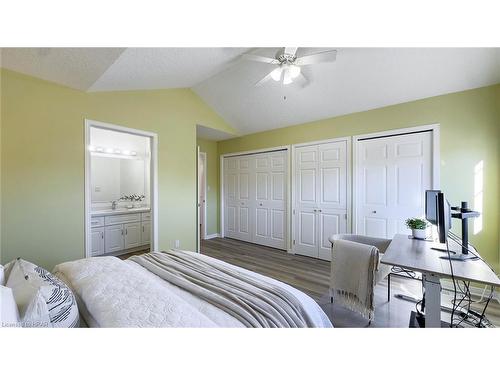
[[91, 155, 148, 203]]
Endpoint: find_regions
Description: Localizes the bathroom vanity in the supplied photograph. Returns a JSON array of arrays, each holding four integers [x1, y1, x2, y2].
[[90, 208, 151, 256]]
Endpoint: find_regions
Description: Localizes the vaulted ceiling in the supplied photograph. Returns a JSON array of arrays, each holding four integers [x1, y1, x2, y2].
[[2, 47, 500, 137]]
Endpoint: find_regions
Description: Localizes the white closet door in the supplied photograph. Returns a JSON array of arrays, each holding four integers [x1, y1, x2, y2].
[[356, 131, 432, 238], [235, 156, 252, 242], [294, 145, 319, 257], [253, 151, 287, 249], [294, 141, 348, 260], [317, 142, 348, 260], [224, 157, 240, 240]]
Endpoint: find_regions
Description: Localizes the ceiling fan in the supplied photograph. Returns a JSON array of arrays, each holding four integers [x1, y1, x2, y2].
[[242, 47, 337, 87]]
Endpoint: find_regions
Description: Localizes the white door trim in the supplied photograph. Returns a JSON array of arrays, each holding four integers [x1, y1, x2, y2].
[[219, 145, 291, 251], [291, 136, 352, 255], [84, 119, 159, 258], [197, 150, 207, 248], [352, 123, 440, 235]]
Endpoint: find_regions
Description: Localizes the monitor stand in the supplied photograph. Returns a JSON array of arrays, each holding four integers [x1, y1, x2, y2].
[[439, 253, 478, 262]]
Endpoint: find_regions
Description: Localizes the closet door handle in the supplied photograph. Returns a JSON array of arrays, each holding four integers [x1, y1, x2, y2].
[[121, 229, 124, 236], [101, 232, 104, 239], [125, 228, 128, 235], [259, 203, 263, 206], [318, 209, 322, 213]]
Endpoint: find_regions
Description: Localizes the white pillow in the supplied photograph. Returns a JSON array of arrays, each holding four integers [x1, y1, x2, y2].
[[0, 285, 21, 327], [6, 259, 79, 328]]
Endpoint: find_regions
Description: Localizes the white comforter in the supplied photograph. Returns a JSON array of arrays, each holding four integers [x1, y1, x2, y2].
[[53, 252, 332, 328]]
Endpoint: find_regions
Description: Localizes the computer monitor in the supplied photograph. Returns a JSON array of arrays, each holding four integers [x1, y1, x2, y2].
[[436, 192, 451, 244], [425, 190, 440, 225]]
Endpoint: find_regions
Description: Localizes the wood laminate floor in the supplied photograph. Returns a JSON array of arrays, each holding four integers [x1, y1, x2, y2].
[[201, 237, 500, 328]]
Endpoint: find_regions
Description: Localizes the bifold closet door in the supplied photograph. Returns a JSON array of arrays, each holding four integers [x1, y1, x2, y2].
[[356, 131, 432, 238], [252, 151, 287, 249], [224, 156, 252, 242], [223, 150, 287, 250], [294, 141, 348, 260]]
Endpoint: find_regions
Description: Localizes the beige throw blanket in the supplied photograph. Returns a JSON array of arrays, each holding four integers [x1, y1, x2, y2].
[[331, 239, 379, 319], [130, 251, 317, 328]]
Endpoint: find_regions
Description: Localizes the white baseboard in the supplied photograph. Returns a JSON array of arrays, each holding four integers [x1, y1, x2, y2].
[[204, 233, 220, 240]]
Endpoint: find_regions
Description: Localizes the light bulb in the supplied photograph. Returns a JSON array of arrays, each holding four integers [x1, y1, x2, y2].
[[289, 65, 300, 78], [114, 149, 122, 154], [122, 150, 131, 155], [88, 145, 96, 152], [283, 69, 292, 85], [130, 151, 137, 156], [105, 148, 114, 154], [270, 67, 282, 81]]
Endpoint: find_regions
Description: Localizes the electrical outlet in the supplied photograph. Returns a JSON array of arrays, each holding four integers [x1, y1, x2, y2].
[[175, 240, 180, 248]]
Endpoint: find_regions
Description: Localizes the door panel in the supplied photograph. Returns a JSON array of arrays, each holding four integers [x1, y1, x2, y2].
[[271, 209, 285, 240], [356, 131, 433, 239], [318, 210, 346, 260], [294, 141, 348, 259], [141, 221, 151, 245], [294, 210, 318, 257], [124, 222, 141, 249], [91, 227, 104, 256], [224, 151, 287, 249], [105, 224, 124, 253]]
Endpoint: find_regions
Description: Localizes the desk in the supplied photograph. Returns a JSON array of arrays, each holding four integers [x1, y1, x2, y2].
[[381, 234, 500, 327]]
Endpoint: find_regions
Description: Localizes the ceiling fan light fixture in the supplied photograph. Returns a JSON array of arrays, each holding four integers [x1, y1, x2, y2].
[[283, 69, 293, 85], [270, 67, 282, 81], [289, 65, 301, 79]]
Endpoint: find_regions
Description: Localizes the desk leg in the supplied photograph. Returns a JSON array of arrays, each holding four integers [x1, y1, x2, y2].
[[423, 273, 441, 327]]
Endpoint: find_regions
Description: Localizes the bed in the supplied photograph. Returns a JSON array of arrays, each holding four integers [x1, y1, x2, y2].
[[53, 250, 332, 328]]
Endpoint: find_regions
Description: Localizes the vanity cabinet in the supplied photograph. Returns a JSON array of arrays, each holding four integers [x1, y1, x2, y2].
[[91, 210, 151, 256]]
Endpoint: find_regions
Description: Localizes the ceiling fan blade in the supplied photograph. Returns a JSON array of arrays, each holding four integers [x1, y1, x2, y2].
[[255, 69, 278, 86], [242, 54, 280, 64], [284, 47, 298, 56], [294, 72, 310, 88], [295, 49, 337, 66]]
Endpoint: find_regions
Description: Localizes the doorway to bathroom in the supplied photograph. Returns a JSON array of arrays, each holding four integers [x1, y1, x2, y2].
[[84, 119, 158, 258]]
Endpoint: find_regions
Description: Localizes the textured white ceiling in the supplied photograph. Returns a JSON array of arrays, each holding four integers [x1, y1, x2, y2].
[[0, 48, 125, 90], [193, 48, 500, 135], [2, 47, 500, 137], [89, 47, 249, 91]]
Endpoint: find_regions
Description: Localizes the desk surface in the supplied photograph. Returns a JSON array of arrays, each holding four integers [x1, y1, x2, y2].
[[381, 234, 500, 287]]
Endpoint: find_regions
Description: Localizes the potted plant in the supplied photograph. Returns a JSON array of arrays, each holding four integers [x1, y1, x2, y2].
[[405, 218, 428, 239]]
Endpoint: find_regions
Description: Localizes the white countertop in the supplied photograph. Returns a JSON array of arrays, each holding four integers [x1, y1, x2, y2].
[[91, 207, 150, 217]]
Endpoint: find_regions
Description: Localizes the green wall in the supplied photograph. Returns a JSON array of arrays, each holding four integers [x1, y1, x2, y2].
[[0, 68, 235, 269], [217, 84, 500, 270], [197, 138, 219, 236]]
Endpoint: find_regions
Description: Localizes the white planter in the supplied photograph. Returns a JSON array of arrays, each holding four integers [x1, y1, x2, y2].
[[412, 228, 427, 239]]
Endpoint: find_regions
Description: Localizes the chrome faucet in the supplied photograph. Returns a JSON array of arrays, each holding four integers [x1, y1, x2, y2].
[[111, 200, 118, 210]]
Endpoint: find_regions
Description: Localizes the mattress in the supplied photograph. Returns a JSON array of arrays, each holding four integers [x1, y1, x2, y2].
[[53, 251, 332, 328]]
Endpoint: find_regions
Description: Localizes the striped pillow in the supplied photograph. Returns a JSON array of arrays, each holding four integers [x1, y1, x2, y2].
[[6, 259, 79, 328]]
